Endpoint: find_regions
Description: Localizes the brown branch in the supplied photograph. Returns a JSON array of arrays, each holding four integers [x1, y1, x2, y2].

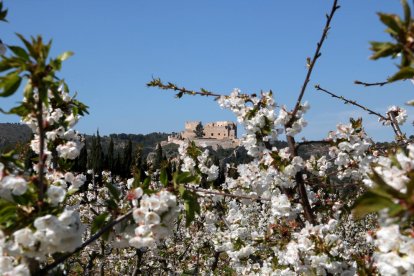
[[36, 209, 133, 275], [354, 80, 389, 87], [315, 84, 406, 141], [185, 186, 271, 202], [147, 77, 223, 99], [387, 111, 407, 142], [211, 251, 220, 272], [314, 84, 388, 120], [284, 0, 340, 225], [35, 98, 45, 203], [288, 0, 340, 124], [296, 140, 330, 150]]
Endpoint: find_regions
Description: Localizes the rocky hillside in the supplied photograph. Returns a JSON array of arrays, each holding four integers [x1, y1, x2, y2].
[[0, 123, 32, 152]]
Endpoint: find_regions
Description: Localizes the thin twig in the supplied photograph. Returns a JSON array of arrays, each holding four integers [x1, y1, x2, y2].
[[387, 111, 407, 142], [315, 84, 406, 141], [288, 0, 340, 124], [354, 80, 389, 87], [315, 84, 388, 120], [147, 77, 223, 99], [185, 186, 271, 201], [37, 209, 133, 275], [132, 249, 144, 276]]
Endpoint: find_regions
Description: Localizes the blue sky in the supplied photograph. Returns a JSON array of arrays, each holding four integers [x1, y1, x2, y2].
[[0, 0, 413, 141]]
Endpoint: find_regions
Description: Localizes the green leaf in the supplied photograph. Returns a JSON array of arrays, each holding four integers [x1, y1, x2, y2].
[[105, 182, 120, 202], [142, 176, 151, 190], [369, 42, 400, 60], [175, 172, 198, 185], [57, 51, 74, 62], [91, 212, 110, 234], [0, 3, 8, 22], [105, 198, 118, 210], [0, 59, 13, 72], [183, 192, 200, 227], [370, 169, 406, 199], [378, 12, 404, 35], [160, 168, 168, 187], [0, 199, 17, 227], [402, 0, 411, 28], [177, 186, 200, 226], [7, 104, 30, 117], [0, 72, 21, 97], [8, 46, 29, 61], [388, 66, 414, 82], [406, 171, 414, 199], [16, 34, 36, 59], [352, 191, 397, 219], [178, 184, 186, 196], [11, 193, 31, 205]]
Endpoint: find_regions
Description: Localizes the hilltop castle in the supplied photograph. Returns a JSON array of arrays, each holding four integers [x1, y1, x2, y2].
[[164, 121, 239, 149], [181, 121, 237, 140]]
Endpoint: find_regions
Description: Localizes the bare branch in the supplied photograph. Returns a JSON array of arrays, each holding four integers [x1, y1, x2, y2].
[[284, 0, 340, 226], [288, 0, 340, 124], [354, 80, 389, 87], [314, 84, 388, 120], [185, 186, 271, 202], [315, 84, 406, 141], [147, 77, 223, 99]]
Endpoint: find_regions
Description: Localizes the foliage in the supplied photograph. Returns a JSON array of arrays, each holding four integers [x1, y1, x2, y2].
[[2, 0, 414, 275]]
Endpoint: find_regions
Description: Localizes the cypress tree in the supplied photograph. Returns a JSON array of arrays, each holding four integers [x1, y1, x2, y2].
[[73, 140, 88, 173], [89, 130, 104, 174], [88, 135, 96, 170], [122, 139, 133, 177], [154, 143, 163, 170], [107, 137, 114, 172]]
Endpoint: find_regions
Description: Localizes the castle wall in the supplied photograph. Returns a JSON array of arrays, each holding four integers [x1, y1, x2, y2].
[[178, 120, 237, 141], [181, 121, 201, 139], [204, 121, 236, 140]]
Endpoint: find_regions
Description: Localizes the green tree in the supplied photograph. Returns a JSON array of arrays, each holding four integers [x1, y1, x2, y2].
[[73, 140, 88, 173], [89, 130, 104, 174], [122, 139, 133, 177], [106, 137, 114, 172], [193, 122, 204, 138]]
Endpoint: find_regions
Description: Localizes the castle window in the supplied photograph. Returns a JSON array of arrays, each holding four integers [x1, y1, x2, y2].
[[218, 133, 220, 136], [211, 133, 213, 136]]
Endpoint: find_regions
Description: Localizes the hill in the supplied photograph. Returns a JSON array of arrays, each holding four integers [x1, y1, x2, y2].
[[0, 123, 32, 152]]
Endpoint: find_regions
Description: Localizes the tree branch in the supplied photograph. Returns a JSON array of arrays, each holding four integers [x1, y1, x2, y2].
[[185, 186, 271, 201], [147, 77, 223, 99], [284, 0, 340, 225], [288, 0, 340, 123], [354, 80, 389, 87], [315, 84, 406, 141], [314, 84, 388, 120], [37, 209, 133, 275]]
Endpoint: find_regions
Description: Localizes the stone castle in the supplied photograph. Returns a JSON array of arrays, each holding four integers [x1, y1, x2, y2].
[[181, 121, 237, 140], [164, 121, 239, 149]]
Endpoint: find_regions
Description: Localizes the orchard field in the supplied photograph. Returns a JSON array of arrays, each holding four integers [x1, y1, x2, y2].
[[1, 1, 414, 275]]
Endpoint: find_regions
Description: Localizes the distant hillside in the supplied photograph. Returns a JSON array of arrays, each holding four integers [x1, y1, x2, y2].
[[0, 123, 171, 157], [85, 132, 171, 159], [0, 123, 32, 152]]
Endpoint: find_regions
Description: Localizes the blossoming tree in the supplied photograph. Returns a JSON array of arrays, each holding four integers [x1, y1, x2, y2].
[[1, 0, 414, 275]]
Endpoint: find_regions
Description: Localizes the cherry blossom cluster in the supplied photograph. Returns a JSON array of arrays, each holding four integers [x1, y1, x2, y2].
[[130, 189, 178, 249], [326, 122, 374, 181], [178, 141, 219, 181], [218, 89, 281, 157], [368, 222, 414, 275], [384, 105, 408, 125]]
